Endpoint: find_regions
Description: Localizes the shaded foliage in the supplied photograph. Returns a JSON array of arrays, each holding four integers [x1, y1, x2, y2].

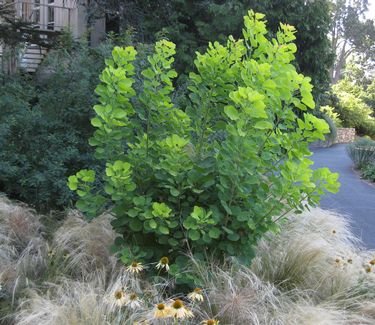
[[0, 37, 129, 210]]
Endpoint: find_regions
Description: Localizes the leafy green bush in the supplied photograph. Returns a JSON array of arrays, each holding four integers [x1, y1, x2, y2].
[[347, 138, 375, 169], [320, 105, 342, 127], [362, 163, 375, 182], [333, 79, 375, 138], [0, 109, 89, 209], [69, 12, 339, 279]]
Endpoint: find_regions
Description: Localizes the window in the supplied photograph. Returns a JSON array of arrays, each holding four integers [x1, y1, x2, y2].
[[47, 0, 55, 30], [33, 0, 40, 26]]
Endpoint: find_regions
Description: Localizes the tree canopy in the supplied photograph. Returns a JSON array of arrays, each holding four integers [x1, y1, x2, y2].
[[330, 0, 375, 83]]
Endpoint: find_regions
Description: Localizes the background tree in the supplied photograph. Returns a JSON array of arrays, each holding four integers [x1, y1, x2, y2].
[[330, 0, 375, 83], [344, 60, 375, 117]]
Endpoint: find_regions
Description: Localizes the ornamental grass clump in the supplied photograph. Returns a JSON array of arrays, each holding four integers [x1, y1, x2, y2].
[[251, 208, 366, 299], [68, 11, 339, 279], [347, 138, 375, 169], [52, 210, 117, 277], [0, 196, 47, 293]]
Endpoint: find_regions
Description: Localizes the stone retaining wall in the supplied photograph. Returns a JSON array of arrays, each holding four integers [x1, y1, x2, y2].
[[335, 128, 356, 144]]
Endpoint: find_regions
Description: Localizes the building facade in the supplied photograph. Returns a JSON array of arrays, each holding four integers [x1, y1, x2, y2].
[[0, 0, 105, 72]]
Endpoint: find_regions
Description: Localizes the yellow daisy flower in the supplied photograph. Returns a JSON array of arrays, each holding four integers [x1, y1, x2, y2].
[[187, 287, 204, 302], [114, 289, 128, 307], [153, 303, 172, 318], [127, 261, 144, 274], [170, 299, 194, 319], [126, 292, 142, 309], [156, 256, 170, 272], [202, 320, 220, 325]]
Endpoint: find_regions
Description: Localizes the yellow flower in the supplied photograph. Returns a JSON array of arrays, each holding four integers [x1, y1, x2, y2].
[[369, 259, 375, 266], [127, 261, 144, 274], [170, 299, 194, 319], [126, 292, 142, 309], [156, 256, 170, 272], [187, 287, 204, 302], [153, 303, 172, 318], [202, 320, 220, 325], [114, 289, 128, 307], [365, 265, 372, 273]]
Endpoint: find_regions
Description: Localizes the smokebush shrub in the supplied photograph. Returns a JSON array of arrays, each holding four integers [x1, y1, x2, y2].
[[69, 12, 339, 279]]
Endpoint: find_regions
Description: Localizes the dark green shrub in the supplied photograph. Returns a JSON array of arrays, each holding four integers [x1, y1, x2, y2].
[[357, 120, 375, 139], [347, 138, 375, 169], [0, 34, 153, 211], [0, 38, 120, 210], [69, 12, 339, 281], [362, 164, 375, 182], [0, 108, 95, 210]]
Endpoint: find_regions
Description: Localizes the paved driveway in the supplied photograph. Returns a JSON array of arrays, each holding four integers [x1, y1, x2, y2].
[[311, 144, 375, 249]]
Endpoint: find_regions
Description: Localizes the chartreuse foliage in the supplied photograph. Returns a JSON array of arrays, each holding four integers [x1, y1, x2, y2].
[[68, 11, 339, 280]]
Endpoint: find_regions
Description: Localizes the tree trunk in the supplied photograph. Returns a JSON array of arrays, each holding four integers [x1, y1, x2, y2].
[[2, 45, 18, 75], [332, 40, 348, 84]]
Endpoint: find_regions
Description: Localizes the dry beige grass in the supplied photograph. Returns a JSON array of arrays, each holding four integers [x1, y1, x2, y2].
[[2, 200, 375, 325], [251, 208, 368, 298], [197, 265, 375, 325], [15, 270, 171, 325], [52, 210, 118, 277], [196, 264, 284, 324], [0, 196, 43, 251], [0, 196, 47, 294]]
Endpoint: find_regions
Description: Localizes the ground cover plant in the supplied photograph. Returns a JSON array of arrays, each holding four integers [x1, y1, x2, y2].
[[68, 11, 339, 283], [362, 163, 375, 182]]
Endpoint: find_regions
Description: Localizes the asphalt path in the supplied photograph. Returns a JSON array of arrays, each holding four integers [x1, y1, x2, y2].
[[311, 144, 375, 249]]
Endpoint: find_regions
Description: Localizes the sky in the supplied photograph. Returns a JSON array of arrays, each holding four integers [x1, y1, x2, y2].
[[368, 0, 375, 19]]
